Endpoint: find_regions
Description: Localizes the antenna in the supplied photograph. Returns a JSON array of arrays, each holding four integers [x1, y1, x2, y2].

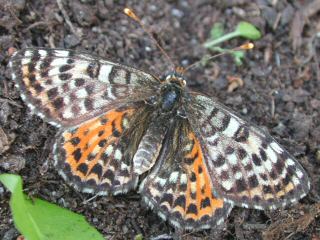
[[181, 42, 254, 73], [124, 8, 176, 70], [124, 8, 254, 75]]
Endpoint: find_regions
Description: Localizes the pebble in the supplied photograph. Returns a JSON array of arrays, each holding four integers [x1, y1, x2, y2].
[[64, 34, 80, 48], [11, 0, 26, 11], [171, 8, 184, 18]]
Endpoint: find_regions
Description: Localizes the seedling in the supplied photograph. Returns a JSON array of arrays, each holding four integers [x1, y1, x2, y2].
[[204, 21, 261, 65]]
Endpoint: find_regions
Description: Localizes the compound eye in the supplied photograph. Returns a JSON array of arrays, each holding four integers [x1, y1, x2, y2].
[[165, 75, 172, 81], [161, 85, 169, 91], [181, 79, 187, 86]]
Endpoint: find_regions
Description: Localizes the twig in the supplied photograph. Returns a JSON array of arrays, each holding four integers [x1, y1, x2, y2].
[[242, 223, 268, 230], [0, 98, 23, 108], [25, 21, 49, 31], [82, 194, 99, 204], [6, 5, 23, 24], [56, 0, 82, 38], [314, 39, 320, 82]]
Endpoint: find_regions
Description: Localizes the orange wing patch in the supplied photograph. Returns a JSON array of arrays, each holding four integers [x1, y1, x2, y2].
[[166, 131, 230, 228], [183, 132, 224, 222], [54, 107, 137, 194], [140, 124, 233, 230]]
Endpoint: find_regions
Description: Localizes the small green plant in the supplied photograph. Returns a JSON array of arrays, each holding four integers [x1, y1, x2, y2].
[[204, 21, 261, 65], [134, 233, 143, 240], [0, 174, 104, 240]]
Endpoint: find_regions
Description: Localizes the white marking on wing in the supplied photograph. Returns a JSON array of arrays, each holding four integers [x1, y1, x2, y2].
[[223, 117, 240, 137], [54, 50, 70, 57], [98, 64, 112, 83]]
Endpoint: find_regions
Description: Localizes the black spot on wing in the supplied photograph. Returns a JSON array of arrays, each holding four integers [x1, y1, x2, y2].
[[59, 73, 72, 81], [235, 179, 247, 192], [263, 185, 273, 194], [40, 57, 53, 70], [98, 139, 107, 147], [70, 137, 80, 146], [125, 70, 131, 84], [186, 204, 198, 214], [75, 78, 85, 87], [31, 51, 41, 62], [259, 148, 267, 161], [275, 159, 285, 174], [90, 164, 103, 179], [85, 85, 94, 95], [213, 154, 225, 167], [98, 130, 105, 137], [248, 175, 259, 188], [220, 114, 231, 131], [59, 64, 74, 72], [28, 62, 36, 73], [33, 83, 44, 93], [40, 70, 49, 78], [174, 195, 186, 209], [190, 172, 197, 182], [67, 58, 75, 64], [47, 87, 59, 100], [103, 169, 115, 183], [29, 74, 36, 83], [111, 120, 121, 137], [161, 193, 173, 206], [77, 163, 88, 175], [62, 82, 70, 92], [84, 98, 94, 111], [225, 146, 235, 154], [252, 154, 262, 166], [200, 197, 211, 209], [238, 147, 247, 159], [108, 66, 118, 84], [52, 97, 64, 109], [234, 125, 249, 142], [87, 61, 100, 78], [72, 148, 82, 162], [185, 152, 198, 165]]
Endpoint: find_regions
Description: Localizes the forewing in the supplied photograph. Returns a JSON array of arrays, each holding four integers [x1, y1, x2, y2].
[[185, 93, 310, 210], [9, 48, 159, 127], [140, 121, 233, 230], [54, 103, 151, 195]]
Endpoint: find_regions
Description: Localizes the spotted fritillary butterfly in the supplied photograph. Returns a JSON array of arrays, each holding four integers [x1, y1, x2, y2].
[[9, 47, 310, 230]]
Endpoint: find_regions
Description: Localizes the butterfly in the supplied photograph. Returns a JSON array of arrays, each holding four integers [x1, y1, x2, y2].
[[9, 47, 310, 231]]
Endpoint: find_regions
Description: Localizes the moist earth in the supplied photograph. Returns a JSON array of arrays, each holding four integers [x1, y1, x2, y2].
[[0, 0, 319, 239]]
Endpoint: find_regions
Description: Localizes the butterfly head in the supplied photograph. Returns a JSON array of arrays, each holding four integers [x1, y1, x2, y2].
[[164, 72, 187, 87], [156, 72, 186, 113]]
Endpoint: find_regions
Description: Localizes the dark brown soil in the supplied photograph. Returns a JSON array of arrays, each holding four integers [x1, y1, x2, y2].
[[0, 0, 319, 239]]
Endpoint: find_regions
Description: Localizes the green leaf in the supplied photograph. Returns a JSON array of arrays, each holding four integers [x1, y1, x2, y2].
[[236, 21, 261, 40], [210, 22, 224, 40], [204, 21, 261, 48], [134, 234, 143, 240], [232, 50, 246, 66], [0, 174, 104, 240]]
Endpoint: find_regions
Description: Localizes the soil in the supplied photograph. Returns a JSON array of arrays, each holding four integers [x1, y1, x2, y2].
[[0, 0, 319, 239]]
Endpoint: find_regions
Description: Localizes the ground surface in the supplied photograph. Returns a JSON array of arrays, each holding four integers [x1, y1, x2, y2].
[[0, 0, 319, 239]]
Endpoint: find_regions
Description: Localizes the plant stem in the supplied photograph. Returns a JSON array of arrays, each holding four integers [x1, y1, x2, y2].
[[203, 31, 239, 48]]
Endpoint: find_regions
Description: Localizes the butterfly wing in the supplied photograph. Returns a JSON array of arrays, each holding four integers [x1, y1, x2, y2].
[[54, 103, 155, 195], [9, 48, 160, 127], [185, 93, 310, 210], [139, 120, 233, 230], [10, 47, 162, 194]]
